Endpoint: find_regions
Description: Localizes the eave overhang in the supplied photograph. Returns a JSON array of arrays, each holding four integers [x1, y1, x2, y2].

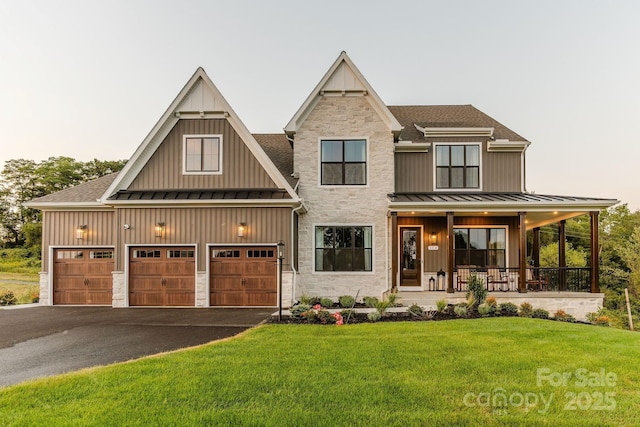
[[487, 139, 531, 152], [414, 124, 494, 138]]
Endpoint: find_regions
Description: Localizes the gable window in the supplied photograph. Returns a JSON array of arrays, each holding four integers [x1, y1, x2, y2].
[[183, 135, 222, 174], [454, 227, 506, 267], [320, 139, 366, 185], [315, 226, 372, 271], [436, 144, 480, 189]]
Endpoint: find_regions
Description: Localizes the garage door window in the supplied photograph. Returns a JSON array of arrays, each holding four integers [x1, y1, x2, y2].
[[248, 249, 274, 258], [212, 249, 240, 258], [90, 251, 113, 259], [133, 250, 161, 258], [168, 250, 194, 258], [57, 250, 84, 259]]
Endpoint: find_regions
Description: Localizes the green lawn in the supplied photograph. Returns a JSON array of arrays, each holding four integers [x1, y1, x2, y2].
[[1, 318, 638, 426]]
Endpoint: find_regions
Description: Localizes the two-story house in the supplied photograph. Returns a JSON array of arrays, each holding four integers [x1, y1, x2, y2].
[[27, 52, 618, 319]]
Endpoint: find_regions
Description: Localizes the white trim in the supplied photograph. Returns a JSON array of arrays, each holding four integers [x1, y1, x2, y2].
[[388, 200, 619, 212], [206, 243, 282, 308], [49, 245, 115, 307], [124, 243, 198, 308], [397, 225, 424, 291], [486, 139, 530, 152], [521, 151, 526, 192], [414, 124, 494, 138], [317, 137, 370, 188], [182, 134, 223, 175], [312, 223, 376, 275], [453, 225, 510, 268], [284, 51, 402, 136], [432, 142, 483, 192], [394, 142, 431, 152]]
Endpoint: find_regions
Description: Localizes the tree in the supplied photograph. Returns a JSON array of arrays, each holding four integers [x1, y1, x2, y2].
[[0, 157, 126, 247], [539, 242, 587, 267]]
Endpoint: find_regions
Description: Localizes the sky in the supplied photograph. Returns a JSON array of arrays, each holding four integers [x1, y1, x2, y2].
[[0, 0, 638, 209]]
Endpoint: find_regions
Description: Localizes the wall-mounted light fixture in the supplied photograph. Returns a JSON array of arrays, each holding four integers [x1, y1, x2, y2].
[[237, 222, 247, 238], [155, 222, 165, 238], [429, 231, 438, 245], [76, 225, 87, 240]]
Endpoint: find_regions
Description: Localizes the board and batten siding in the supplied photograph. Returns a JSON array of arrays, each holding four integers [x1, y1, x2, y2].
[[128, 119, 278, 190], [394, 141, 522, 192], [115, 207, 292, 271], [41, 210, 115, 272]]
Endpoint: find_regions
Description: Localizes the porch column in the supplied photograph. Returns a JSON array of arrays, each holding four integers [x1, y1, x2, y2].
[[391, 212, 398, 292], [559, 219, 567, 291], [518, 212, 527, 293], [447, 211, 454, 293], [532, 227, 541, 268], [590, 211, 600, 293]]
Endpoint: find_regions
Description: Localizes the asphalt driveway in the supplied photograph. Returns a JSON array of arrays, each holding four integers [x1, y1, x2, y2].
[[0, 306, 272, 388]]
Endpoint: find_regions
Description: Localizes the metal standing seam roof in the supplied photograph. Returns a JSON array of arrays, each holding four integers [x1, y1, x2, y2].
[[388, 192, 618, 205], [108, 189, 291, 201]]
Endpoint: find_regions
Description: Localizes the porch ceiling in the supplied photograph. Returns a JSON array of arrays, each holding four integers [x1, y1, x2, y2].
[[388, 192, 619, 229]]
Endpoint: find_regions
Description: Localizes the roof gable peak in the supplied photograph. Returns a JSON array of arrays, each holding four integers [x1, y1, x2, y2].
[[285, 51, 402, 135]]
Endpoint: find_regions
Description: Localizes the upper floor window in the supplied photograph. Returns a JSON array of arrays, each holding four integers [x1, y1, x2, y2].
[[320, 139, 366, 185], [183, 135, 222, 174], [436, 144, 480, 189]]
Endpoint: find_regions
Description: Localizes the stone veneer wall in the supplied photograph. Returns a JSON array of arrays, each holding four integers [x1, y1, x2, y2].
[[38, 272, 49, 305], [294, 96, 394, 301], [112, 271, 125, 308]]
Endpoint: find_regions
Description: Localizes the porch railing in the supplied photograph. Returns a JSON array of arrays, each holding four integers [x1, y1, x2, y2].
[[454, 267, 592, 293]]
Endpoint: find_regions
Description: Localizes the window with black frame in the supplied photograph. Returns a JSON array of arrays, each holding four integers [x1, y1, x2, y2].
[[315, 226, 372, 271], [454, 228, 506, 267], [320, 139, 366, 185], [436, 144, 480, 189]]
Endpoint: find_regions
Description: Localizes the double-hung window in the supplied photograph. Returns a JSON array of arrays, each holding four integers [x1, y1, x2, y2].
[[315, 226, 372, 272], [320, 139, 366, 185], [183, 135, 222, 174], [436, 144, 480, 189], [454, 227, 506, 267]]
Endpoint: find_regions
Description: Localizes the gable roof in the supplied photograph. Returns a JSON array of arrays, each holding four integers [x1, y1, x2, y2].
[[388, 105, 528, 142], [101, 67, 298, 202], [284, 51, 402, 136], [25, 173, 119, 208]]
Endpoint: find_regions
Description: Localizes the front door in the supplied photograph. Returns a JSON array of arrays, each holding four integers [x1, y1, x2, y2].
[[400, 227, 421, 288]]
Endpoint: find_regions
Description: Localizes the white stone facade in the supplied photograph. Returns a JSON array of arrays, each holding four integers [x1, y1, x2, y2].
[[112, 271, 126, 308], [38, 272, 49, 305], [294, 96, 394, 301]]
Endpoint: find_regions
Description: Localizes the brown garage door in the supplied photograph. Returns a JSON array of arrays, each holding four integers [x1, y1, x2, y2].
[[53, 248, 114, 305], [210, 247, 277, 306], [129, 247, 195, 306]]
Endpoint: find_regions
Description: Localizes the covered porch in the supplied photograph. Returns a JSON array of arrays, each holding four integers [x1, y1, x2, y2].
[[388, 192, 619, 296]]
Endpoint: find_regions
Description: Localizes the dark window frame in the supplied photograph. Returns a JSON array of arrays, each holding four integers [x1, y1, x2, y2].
[[314, 225, 373, 272], [435, 144, 480, 189], [454, 227, 506, 268], [320, 139, 367, 185]]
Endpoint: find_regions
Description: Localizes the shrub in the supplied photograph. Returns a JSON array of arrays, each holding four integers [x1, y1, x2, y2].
[[289, 304, 311, 320], [320, 298, 334, 308], [465, 274, 487, 306], [519, 302, 533, 317], [594, 315, 611, 326], [498, 302, 518, 316], [363, 296, 379, 308], [340, 309, 357, 322], [302, 309, 317, 322], [407, 304, 424, 317], [338, 295, 355, 308], [386, 292, 400, 307], [316, 309, 335, 324], [0, 290, 18, 306], [532, 308, 549, 319], [436, 299, 447, 312], [454, 304, 468, 317], [477, 303, 492, 316], [367, 311, 381, 322], [553, 309, 576, 322], [485, 296, 497, 307], [375, 299, 391, 316]]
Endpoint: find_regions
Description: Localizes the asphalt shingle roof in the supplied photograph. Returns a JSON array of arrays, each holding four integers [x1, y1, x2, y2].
[[27, 172, 119, 204]]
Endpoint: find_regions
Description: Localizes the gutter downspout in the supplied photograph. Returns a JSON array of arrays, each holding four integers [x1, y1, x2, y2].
[[290, 200, 305, 306]]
